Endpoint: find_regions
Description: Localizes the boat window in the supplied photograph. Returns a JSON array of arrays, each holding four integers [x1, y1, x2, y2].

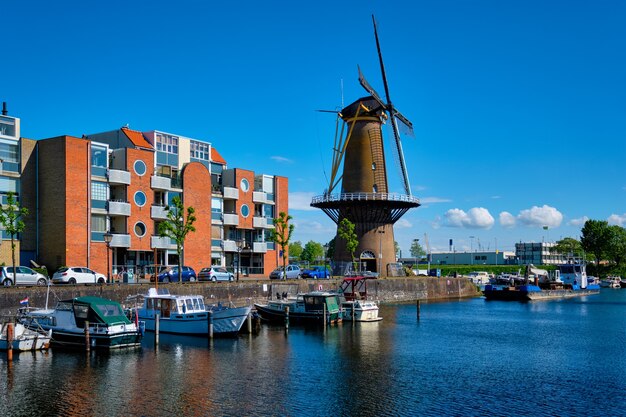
[[185, 299, 194, 312], [170, 301, 179, 314], [147, 299, 154, 310], [97, 304, 123, 317], [192, 298, 200, 311], [161, 299, 171, 318], [197, 299, 205, 310], [74, 304, 89, 319]]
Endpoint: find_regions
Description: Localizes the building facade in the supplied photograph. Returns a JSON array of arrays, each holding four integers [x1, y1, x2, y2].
[[514, 242, 570, 265], [427, 251, 517, 266], [3, 112, 287, 279]]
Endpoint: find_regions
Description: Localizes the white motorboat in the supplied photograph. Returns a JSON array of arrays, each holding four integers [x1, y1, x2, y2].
[[600, 277, 621, 288], [341, 299, 382, 322], [254, 289, 342, 324], [0, 322, 51, 351], [135, 288, 252, 336], [19, 296, 142, 350]]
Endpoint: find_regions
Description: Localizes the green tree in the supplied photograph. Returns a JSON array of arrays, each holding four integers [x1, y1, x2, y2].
[[410, 240, 426, 259], [338, 218, 358, 272], [288, 241, 303, 261], [551, 237, 583, 259], [301, 241, 325, 264], [325, 237, 335, 260], [606, 225, 626, 266], [581, 220, 610, 265], [269, 212, 294, 276], [158, 196, 196, 283], [0, 192, 28, 284]]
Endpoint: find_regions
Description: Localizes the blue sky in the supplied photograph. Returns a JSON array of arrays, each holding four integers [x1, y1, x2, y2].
[[3, 1, 625, 256]]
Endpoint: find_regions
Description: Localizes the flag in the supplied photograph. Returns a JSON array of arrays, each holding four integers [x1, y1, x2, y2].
[[19, 297, 29, 305]]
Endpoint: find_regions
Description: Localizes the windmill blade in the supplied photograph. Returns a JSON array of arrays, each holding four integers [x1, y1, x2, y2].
[[393, 110, 415, 137], [389, 112, 412, 196], [372, 15, 393, 110], [358, 66, 386, 110]]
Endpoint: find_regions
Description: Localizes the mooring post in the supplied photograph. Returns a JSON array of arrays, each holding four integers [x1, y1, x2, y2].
[[417, 299, 421, 321], [352, 302, 356, 325], [208, 310, 214, 339], [7, 323, 14, 361], [284, 306, 289, 333], [155, 313, 160, 345], [84, 320, 90, 352], [247, 312, 252, 334]]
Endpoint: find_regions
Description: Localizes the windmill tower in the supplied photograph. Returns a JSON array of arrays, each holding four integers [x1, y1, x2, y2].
[[311, 16, 420, 276]]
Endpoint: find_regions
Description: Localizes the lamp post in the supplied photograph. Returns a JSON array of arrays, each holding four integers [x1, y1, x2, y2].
[[469, 235, 475, 265], [378, 229, 385, 276], [323, 243, 329, 279], [236, 239, 244, 282], [413, 238, 419, 271], [103, 231, 113, 284]]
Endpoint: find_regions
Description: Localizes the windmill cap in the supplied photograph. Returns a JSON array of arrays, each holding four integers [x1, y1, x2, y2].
[[341, 96, 385, 120]]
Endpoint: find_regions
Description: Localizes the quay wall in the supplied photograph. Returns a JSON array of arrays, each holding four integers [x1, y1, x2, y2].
[[0, 277, 480, 316]]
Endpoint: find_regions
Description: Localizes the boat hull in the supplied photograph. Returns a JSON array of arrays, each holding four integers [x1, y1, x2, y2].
[[254, 304, 341, 324], [49, 329, 142, 349], [484, 285, 600, 301], [140, 306, 251, 336]]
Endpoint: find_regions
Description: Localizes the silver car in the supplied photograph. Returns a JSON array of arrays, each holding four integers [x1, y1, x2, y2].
[[1, 266, 49, 286], [269, 265, 301, 280]]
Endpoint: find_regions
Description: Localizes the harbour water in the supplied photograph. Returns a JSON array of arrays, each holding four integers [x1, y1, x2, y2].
[[2, 290, 625, 416]]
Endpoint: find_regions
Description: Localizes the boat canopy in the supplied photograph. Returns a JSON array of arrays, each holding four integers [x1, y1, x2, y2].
[[63, 296, 131, 326]]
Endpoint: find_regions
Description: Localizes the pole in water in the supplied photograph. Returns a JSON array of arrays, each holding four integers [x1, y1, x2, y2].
[[417, 299, 421, 321], [7, 323, 13, 361], [155, 313, 160, 345], [208, 311, 214, 339], [323, 306, 327, 326], [284, 306, 289, 333], [247, 312, 252, 334], [84, 320, 90, 352]]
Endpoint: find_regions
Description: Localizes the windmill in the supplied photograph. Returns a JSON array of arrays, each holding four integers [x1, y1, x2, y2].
[[311, 15, 420, 276]]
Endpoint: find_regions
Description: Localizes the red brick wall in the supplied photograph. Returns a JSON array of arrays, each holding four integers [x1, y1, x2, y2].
[[263, 175, 289, 272], [65, 137, 90, 268], [182, 162, 212, 274], [236, 169, 255, 231], [127, 148, 155, 252]]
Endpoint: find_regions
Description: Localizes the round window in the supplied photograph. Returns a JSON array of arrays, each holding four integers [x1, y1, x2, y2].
[[134, 160, 147, 176], [134, 191, 147, 207], [240, 178, 249, 192], [134, 222, 146, 237], [241, 204, 250, 218]]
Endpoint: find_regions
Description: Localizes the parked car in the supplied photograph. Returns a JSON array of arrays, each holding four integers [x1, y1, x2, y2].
[[1, 266, 49, 286], [269, 265, 301, 280], [301, 266, 331, 279], [52, 267, 107, 285], [198, 267, 234, 282], [157, 266, 197, 283]]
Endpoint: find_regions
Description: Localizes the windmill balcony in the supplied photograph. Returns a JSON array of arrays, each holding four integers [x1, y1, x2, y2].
[[107, 169, 131, 185], [223, 213, 239, 226], [110, 233, 131, 248], [223, 187, 239, 200], [108, 200, 131, 217], [151, 205, 169, 220], [151, 175, 172, 190]]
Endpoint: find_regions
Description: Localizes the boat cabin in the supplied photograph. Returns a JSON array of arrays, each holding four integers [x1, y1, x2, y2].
[[142, 288, 207, 318]]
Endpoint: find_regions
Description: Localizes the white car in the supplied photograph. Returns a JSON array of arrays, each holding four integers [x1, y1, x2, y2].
[[199, 267, 234, 282], [52, 267, 107, 285], [1, 266, 49, 286]]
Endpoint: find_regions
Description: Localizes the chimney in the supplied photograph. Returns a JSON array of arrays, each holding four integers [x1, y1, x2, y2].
[[1, 102, 6, 116]]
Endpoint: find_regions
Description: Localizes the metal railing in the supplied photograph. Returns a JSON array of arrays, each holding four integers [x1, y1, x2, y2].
[[311, 192, 420, 204]]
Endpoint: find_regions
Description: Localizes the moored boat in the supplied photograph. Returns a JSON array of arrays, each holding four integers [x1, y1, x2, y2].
[[338, 275, 382, 322], [134, 288, 252, 336], [254, 291, 341, 324], [0, 321, 51, 351], [19, 296, 142, 350]]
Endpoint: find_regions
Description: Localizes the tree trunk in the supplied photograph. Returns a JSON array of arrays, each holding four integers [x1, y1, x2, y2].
[[11, 236, 16, 284]]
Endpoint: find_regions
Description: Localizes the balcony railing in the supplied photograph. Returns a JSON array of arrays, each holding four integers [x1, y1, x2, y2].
[[253, 216, 267, 228], [108, 169, 131, 185], [110, 233, 131, 248], [252, 242, 267, 253], [151, 205, 169, 219], [223, 187, 239, 200], [151, 235, 176, 250], [108, 200, 131, 217], [252, 191, 267, 204], [223, 240, 237, 252], [223, 213, 239, 226], [151, 175, 171, 190]]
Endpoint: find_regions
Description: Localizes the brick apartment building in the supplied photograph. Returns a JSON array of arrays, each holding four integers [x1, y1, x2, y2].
[[2, 106, 287, 279]]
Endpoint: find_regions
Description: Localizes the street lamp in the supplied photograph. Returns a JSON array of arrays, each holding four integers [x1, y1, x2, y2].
[[103, 231, 113, 284], [469, 235, 475, 265], [236, 239, 245, 282], [378, 229, 385, 276], [323, 243, 329, 279], [413, 238, 419, 271]]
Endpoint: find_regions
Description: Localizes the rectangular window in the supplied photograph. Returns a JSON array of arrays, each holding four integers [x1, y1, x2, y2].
[[91, 214, 107, 241], [91, 144, 108, 177], [0, 141, 19, 172], [91, 181, 108, 209]]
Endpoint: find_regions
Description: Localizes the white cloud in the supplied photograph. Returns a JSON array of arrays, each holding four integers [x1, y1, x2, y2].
[[499, 211, 516, 228], [271, 156, 293, 164], [491, 195, 501, 199], [608, 213, 626, 226], [443, 207, 494, 229], [518, 205, 563, 228], [288, 192, 316, 211], [420, 196, 452, 204], [395, 218, 413, 229], [413, 185, 427, 192], [568, 216, 589, 227]]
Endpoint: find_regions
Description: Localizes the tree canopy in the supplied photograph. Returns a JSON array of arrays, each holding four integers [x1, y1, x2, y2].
[[301, 240, 325, 264]]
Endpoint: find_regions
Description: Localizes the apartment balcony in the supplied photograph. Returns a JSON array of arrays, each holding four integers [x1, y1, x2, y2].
[[211, 239, 223, 251], [151, 205, 169, 220], [253, 216, 267, 228], [108, 169, 131, 185], [223, 240, 237, 252], [252, 242, 267, 253], [151, 175, 171, 190], [223, 213, 239, 226], [253, 191, 268, 204], [151, 236, 177, 250], [223, 187, 239, 200], [110, 233, 131, 248], [108, 200, 131, 217]]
